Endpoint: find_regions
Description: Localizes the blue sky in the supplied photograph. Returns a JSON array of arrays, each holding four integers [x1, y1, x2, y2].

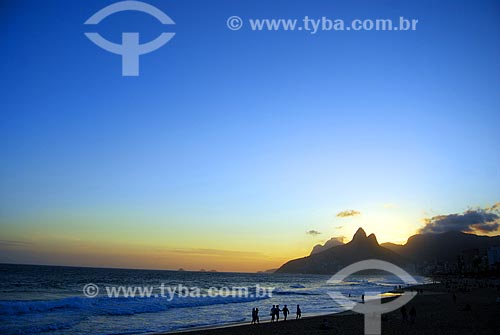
[[0, 0, 499, 270]]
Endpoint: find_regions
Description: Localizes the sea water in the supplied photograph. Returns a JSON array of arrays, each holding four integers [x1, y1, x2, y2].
[[0, 264, 429, 335]]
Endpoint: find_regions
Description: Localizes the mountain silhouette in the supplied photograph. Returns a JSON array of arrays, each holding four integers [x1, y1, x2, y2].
[[277, 228, 500, 275], [310, 237, 344, 255], [276, 228, 405, 274], [381, 230, 500, 263]]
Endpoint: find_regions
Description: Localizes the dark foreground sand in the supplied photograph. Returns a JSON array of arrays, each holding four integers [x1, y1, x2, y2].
[[163, 283, 500, 335]]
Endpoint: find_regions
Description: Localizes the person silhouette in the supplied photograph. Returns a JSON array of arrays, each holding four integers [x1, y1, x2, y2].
[[270, 305, 276, 322], [361, 294, 365, 303], [296, 304, 302, 319], [275, 304, 281, 321], [251, 308, 256, 324], [282, 305, 290, 321], [255, 308, 259, 324]]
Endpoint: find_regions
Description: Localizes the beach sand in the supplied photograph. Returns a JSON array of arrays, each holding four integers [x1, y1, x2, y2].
[[163, 283, 500, 335]]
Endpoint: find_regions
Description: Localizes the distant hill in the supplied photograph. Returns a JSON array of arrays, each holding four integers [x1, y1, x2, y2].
[[310, 237, 344, 255], [276, 228, 406, 274], [277, 228, 500, 275], [394, 231, 500, 263]]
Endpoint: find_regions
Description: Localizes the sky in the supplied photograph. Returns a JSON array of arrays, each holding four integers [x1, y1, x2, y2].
[[1, 0, 499, 272]]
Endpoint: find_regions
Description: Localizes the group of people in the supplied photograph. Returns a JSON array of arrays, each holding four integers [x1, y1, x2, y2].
[[251, 304, 302, 324]]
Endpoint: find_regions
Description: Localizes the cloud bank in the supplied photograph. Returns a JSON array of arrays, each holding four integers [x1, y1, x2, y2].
[[419, 203, 500, 234]]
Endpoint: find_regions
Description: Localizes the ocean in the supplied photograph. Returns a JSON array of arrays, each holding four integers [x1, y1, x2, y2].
[[0, 264, 429, 335]]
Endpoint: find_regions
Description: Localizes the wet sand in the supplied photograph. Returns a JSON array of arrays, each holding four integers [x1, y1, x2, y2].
[[162, 283, 500, 335]]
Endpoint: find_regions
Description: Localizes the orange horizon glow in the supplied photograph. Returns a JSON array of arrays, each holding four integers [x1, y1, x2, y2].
[[2, 202, 499, 272]]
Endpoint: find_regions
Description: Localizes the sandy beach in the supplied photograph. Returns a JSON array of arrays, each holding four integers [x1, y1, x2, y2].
[[164, 282, 500, 335]]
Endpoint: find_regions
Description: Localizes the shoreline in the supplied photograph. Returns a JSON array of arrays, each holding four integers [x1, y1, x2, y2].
[[157, 289, 404, 334], [159, 310, 358, 334], [158, 282, 500, 335], [155, 287, 410, 334]]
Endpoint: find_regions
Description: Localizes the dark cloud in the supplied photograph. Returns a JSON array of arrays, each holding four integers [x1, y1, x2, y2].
[[336, 210, 361, 218], [419, 205, 500, 234], [474, 222, 500, 233], [306, 230, 321, 236]]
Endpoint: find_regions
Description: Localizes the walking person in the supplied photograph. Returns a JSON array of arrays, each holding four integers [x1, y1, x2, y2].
[[255, 308, 259, 324], [251, 308, 256, 324], [270, 305, 276, 322], [296, 304, 302, 319], [282, 305, 290, 321], [275, 304, 281, 322]]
